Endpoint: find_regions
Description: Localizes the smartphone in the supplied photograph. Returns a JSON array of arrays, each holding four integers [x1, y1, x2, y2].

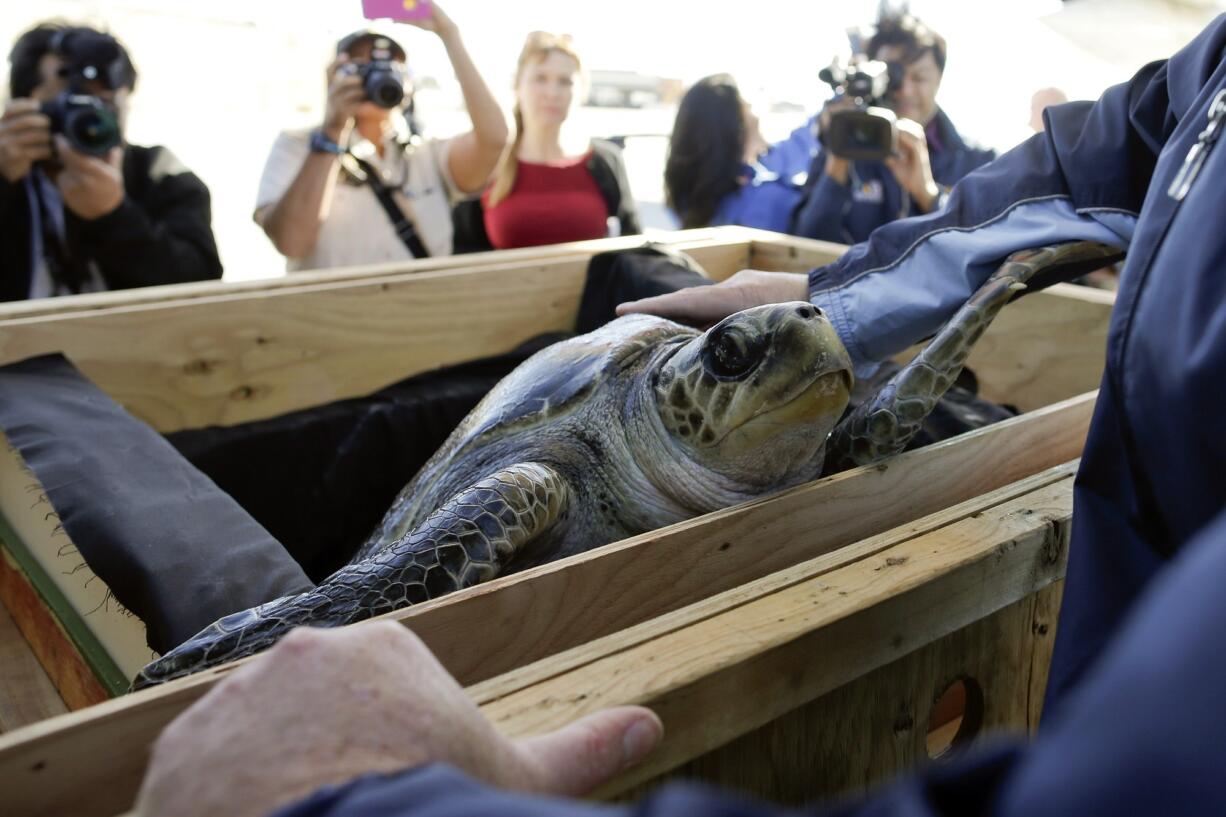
[[362, 0, 433, 22]]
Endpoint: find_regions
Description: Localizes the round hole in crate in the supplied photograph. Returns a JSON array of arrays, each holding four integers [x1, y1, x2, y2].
[[926, 676, 984, 759]]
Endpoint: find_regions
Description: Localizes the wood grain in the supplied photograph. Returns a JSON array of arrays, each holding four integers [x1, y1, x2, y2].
[[0, 548, 109, 713], [0, 227, 764, 323], [0, 237, 766, 432], [965, 284, 1115, 411], [626, 584, 1061, 804], [0, 604, 65, 733], [490, 477, 1075, 797]]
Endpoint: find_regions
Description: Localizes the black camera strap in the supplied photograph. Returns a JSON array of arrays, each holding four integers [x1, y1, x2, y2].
[[343, 152, 430, 259]]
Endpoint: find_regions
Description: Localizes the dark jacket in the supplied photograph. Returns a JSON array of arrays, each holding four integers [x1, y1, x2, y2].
[[451, 138, 640, 254], [790, 107, 996, 244], [277, 17, 1226, 814], [0, 143, 222, 302]]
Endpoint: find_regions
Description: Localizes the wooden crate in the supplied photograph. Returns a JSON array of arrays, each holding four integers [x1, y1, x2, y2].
[[0, 227, 1113, 814]]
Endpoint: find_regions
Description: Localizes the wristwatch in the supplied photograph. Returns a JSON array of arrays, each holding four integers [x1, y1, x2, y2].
[[309, 130, 346, 155]]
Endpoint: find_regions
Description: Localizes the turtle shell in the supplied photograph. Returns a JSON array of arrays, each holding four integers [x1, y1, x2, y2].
[[455, 313, 694, 449]]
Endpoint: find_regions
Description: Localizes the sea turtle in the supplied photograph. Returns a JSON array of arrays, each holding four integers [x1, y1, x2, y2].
[[133, 241, 1121, 688]]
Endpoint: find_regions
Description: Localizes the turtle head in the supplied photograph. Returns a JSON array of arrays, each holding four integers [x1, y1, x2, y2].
[[651, 302, 854, 490]]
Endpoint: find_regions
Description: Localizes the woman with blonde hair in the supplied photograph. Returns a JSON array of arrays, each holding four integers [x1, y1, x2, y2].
[[456, 31, 639, 251]]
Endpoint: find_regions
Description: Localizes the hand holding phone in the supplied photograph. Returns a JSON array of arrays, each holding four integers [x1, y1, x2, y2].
[[362, 0, 434, 22]]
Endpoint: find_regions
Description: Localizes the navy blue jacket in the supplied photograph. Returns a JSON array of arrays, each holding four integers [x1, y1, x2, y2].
[[790, 107, 995, 245], [277, 15, 1226, 816]]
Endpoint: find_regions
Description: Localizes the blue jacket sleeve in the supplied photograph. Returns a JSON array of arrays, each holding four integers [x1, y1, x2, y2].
[[803, 44, 1202, 371]]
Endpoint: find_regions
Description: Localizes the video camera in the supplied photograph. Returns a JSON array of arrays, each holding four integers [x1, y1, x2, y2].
[[338, 35, 408, 109], [39, 28, 131, 157], [818, 58, 901, 161]]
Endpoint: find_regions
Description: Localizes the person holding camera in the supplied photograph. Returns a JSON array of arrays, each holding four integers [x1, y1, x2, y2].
[[0, 23, 221, 302], [791, 12, 995, 244], [254, 4, 507, 271], [664, 73, 819, 232]]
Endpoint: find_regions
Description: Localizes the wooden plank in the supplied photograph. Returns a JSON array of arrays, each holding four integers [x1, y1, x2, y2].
[[630, 585, 1061, 804], [0, 238, 1110, 433], [0, 238, 760, 433], [746, 234, 848, 272], [0, 604, 66, 733], [0, 470, 1074, 817], [0, 227, 759, 324], [482, 477, 1074, 797], [1026, 579, 1064, 730], [468, 460, 1077, 707], [398, 393, 1091, 688], [0, 548, 109, 712], [966, 283, 1115, 411], [0, 413, 1087, 817]]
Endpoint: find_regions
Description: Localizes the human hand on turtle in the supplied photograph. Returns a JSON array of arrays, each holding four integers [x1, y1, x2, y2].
[[616, 269, 811, 328], [136, 622, 662, 817]]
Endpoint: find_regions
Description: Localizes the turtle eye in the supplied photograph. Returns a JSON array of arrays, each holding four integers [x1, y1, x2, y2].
[[706, 326, 759, 379]]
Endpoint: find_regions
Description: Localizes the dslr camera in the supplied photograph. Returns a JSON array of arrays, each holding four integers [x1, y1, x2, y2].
[[818, 58, 901, 161], [339, 36, 408, 109], [39, 28, 130, 157], [41, 93, 121, 158]]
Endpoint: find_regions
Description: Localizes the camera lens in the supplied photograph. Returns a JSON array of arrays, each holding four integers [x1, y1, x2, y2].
[[59, 99, 121, 156], [364, 67, 405, 109], [851, 121, 876, 147]]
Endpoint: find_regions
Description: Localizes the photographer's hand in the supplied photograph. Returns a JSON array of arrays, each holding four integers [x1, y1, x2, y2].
[[54, 137, 124, 220], [885, 119, 940, 213], [0, 99, 53, 183], [412, 2, 509, 193], [322, 53, 364, 143], [400, 2, 459, 38]]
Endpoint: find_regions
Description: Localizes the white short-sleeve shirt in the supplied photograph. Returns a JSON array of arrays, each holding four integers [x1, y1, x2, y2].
[[255, 127, 466, 271]]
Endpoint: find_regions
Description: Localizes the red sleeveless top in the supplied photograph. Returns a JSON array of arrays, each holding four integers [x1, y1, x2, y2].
[[482, 151, 609, 249]]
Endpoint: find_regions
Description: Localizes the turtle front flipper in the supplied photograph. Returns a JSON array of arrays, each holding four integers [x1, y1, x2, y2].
[[131, 462, 569, 689], [822, 241, 1124, 475]]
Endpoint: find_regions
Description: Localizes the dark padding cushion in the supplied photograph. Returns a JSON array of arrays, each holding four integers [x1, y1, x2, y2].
[[0, 354, 313, 653]]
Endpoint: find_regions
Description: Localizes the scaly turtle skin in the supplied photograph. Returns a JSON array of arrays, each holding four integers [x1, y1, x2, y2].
[[133, 240, 1121, 688]]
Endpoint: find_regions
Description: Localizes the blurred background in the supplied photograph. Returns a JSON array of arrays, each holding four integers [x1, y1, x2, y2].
[[3, 0, 1222, 279]]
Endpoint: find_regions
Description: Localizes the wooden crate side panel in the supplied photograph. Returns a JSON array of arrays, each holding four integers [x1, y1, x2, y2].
[[0, 549, 108, 713], [485, 479, 1074, 798], [636, 583, 1061, 805], [966, 284, 1115, 410], [1027, 579, 1064, 729], [0, 240, 758, 432], [468, 461, 1076, 707], [0, 262, 586, 432], [0, 604, 66, 733], [397, 398, 1089, 692], [0, 228, 757, 324], [746, 236, 848, 272]]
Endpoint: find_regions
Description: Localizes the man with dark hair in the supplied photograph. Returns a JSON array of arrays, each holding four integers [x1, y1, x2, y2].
[[0, 22, 221, 302], [791, 12, 995, 244]]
